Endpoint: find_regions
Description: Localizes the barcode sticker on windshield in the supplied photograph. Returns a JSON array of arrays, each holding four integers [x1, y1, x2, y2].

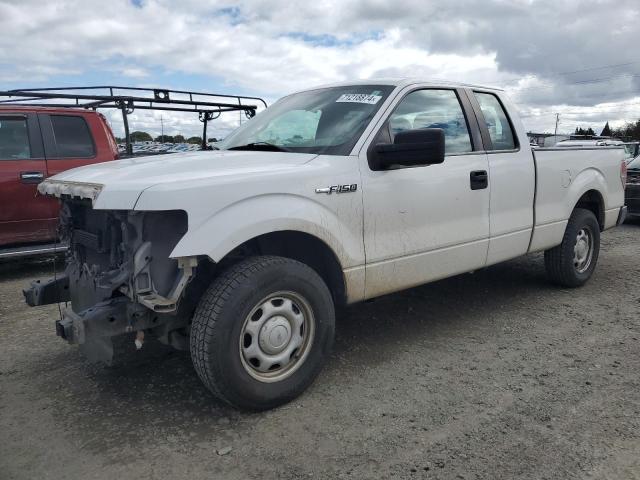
[[336, 94, 382, 105]]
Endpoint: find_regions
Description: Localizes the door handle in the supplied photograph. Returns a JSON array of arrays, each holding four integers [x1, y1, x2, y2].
[[20, 171, 45, 184], [470, 170, 488, 190]]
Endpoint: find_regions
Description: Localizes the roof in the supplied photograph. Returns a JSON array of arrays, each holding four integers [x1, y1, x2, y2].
[[0, 105, 97, 114], [288, 78, 504, 96]]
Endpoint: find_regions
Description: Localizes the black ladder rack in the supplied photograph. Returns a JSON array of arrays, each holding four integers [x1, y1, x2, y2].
[[0, 86, 267, 154]]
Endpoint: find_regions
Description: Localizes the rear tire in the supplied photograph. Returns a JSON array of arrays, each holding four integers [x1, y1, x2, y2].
[[190, 256, 335, 411], [544, 208, 600, 287]]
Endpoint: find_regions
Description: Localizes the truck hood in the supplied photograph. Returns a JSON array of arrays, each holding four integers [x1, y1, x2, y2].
[[38, 150, 317, 209]]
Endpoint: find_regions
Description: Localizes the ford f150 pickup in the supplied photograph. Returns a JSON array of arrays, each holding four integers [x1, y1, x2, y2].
[[0, 106, 119, 255], [24, 79, 628, 410]]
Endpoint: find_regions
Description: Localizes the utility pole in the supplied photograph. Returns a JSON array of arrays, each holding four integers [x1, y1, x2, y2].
[[160, 115, 164, 142], [554, 113, 560, 136]]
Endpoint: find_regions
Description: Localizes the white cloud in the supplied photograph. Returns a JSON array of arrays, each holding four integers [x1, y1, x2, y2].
[[1, 0, 639, 136], [121, 67, 149, 78]]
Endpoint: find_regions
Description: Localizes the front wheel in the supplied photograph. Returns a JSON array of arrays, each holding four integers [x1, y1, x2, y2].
[[190, 256, 335, 411], [544, 208, 600, 287]]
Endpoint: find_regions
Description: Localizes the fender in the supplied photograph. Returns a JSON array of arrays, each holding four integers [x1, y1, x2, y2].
[[168, 193, 364, 269], [530, 166, 608, 252], [565, 167, 608, 219]]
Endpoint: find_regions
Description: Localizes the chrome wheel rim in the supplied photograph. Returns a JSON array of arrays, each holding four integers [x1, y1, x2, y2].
[[573, 227, 594, 273], [239, 291, 315, 383]]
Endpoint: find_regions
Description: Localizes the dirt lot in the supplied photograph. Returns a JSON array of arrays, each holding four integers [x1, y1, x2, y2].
[[1, 221, 639, 480]]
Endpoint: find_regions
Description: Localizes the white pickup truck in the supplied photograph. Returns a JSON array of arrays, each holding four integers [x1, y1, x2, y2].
[[25, 79, 628, 410]]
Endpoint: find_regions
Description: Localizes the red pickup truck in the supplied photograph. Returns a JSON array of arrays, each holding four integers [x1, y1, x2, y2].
[[0, 107, 119, 253]]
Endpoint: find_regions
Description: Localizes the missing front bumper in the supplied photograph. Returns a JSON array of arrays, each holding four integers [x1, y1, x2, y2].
[[54, 298, 134, 364], [52, 296, 190, 365], [23, 275, 70, 307]]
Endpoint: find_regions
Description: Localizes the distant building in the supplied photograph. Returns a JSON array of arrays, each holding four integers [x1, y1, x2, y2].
[[527, 133, 570, 147]]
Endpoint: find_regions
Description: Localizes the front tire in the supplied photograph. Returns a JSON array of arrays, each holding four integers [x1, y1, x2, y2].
[[544, 208, 600, 287], [190, 256, 335, 411]]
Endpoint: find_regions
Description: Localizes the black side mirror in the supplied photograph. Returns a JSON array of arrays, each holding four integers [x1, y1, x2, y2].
[[370, 128, 445, 170]]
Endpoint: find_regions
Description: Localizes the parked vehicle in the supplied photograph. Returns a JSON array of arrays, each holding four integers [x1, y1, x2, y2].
[[0, 106, 119, 254], [0, 86, 266, 258], [556, 139, 603, 148], [555, 139, 624, 148], [625, 155, 640, 216], [623, 142, 640, 165], [24, 79, 627, 410]]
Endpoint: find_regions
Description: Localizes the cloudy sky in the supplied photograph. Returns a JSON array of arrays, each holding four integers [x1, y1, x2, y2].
[[1, 0, 639, 139]]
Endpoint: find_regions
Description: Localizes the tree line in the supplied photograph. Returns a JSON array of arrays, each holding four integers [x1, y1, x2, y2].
[[115, 131, 218, 143], [610, 120, 640, 141], [571, 120, 640, 141], [573, 127, 596, 136]]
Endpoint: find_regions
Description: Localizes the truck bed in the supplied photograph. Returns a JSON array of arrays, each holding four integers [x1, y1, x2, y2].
[[529, 146, 625, 252]]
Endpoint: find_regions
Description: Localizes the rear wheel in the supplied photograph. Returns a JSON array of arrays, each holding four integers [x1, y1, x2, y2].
[[544, 208, 600, 287], [190, 256, 335, 411]]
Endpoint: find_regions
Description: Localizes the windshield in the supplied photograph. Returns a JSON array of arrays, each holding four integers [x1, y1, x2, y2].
[[218, 85, 395, 155]]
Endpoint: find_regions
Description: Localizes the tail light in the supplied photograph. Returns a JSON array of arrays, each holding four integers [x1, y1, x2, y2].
[[621, 159, 627, 187]]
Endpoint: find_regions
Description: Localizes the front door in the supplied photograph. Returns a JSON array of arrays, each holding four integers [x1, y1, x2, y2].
[[0, 113, 55, 246], [360, 88, 490, 298]]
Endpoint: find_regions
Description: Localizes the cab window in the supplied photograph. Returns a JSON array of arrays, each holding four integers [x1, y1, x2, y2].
[[473, 92, 517, 150], [0, 117, 31, 160], [387, 89, 473, 154], [50, 115, 95, 158]]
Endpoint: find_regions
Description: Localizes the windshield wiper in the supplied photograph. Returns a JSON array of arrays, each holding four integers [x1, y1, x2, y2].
[[227, 142, 291, 152]]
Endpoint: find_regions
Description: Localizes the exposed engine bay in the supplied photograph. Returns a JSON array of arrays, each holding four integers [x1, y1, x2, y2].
[[24, 199, 202, 364]]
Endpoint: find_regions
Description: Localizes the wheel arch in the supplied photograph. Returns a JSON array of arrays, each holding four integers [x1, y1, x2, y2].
[[574, 188, 605, 230], [238, 230, 346, 306], [191, 230, 348, 307], [563, 166, 609, 231]]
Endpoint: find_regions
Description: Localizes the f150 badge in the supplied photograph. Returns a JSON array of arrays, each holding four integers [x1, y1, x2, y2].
[[315, 184, 358, 194]]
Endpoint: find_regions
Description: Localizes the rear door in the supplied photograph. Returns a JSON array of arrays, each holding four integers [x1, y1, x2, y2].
[[466, 90, 535, 265], [38, 112, 99, 178], [0, 112, 56, 246], [37, 112, 101, 228]]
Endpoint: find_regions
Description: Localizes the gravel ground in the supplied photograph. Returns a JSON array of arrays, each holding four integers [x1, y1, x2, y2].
[[1, 220, 639, 480]]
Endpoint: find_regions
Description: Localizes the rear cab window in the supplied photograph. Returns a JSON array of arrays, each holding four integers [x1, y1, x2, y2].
[[473, 92, 517, 151], [0, 116, 31, 160], [50, 115, 95, 158]]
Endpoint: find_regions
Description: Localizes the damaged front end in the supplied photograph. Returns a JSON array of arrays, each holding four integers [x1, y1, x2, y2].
[[24, 198, 201, 365]]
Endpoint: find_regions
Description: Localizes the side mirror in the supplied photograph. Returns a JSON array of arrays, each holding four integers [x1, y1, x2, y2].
[[370, 128, 445, 170]]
